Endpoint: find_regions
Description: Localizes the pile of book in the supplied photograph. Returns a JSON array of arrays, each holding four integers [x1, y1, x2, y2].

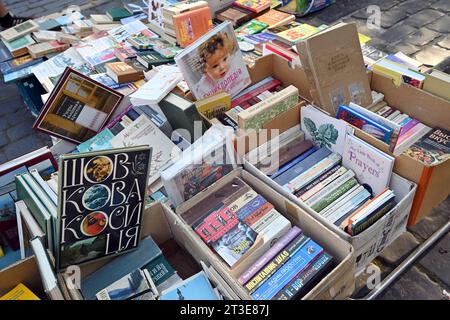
[[176, 176, 334, 300]]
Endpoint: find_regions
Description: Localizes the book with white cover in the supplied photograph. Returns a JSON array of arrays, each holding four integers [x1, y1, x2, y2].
[[130, 65, 183, 105], [342, 134, 394, 196], [109, 114, 181, 185], [301, 104, 354, 155]]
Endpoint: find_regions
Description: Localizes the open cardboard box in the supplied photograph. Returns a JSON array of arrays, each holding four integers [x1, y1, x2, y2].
[[56, 202, 239, 300], [352, 71, 450, 226], [175, 168, 356, 300], [0, 256, 56, 300], [242, 104, 417, 275]]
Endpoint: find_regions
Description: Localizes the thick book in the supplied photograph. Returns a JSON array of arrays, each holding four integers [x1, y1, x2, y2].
[[174, 21, 251, 100], [33, 68, 124, 144], [342, 134, 394, 196], [135, 50, 172, 68], [255, 9, 295, 29], [337, 104, 393, 143], [105, 61, 144, 83], [195, 91, 231, 119], [296, 22, 372, 115], [0, 19, 39, 42], [2, 34, 35, 58], [216, 6, 258, 27], [373, 58, 425, 88], [55, 146, 151, 270], [106, 8, 133, 21], [404, 127, 450, 166], [173, 7, 213, 47]]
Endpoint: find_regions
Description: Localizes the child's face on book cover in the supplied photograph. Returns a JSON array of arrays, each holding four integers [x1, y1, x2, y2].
[[205, 47, 230, 81]]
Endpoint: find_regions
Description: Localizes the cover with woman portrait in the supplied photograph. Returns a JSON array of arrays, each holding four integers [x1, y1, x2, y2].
[[175, 21, 251, 100]]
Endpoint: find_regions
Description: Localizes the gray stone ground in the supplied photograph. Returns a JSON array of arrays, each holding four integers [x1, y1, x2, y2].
[[1, 0, 449, 300]]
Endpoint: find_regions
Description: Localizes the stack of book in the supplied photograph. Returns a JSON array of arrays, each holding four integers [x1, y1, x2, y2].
[[178, 176, 334, 300]]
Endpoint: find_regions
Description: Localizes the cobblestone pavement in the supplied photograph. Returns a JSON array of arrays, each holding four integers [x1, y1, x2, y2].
[[1, 0, 449, 300]]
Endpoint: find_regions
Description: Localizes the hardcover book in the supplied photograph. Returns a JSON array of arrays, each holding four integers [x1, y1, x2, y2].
[[33, 68, 124, 144], [56, 146, 151, 270], [105, 61, 144, 83], [2, 34, 35, 58], [27, 41, 69, 59], [174, 22, 251, 99], [173, 7, 213, 47], [342, 134, 394, 196], [215, 6, 257, 27], [296, 22, 373, 115], [255, 9, 294, 29], [106, 8, 133, 21]]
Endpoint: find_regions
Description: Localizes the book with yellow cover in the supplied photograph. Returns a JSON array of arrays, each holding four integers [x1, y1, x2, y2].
[[173, 7, 213, 47], [255, 9, 294, 29], [276, 23, 323, 45], [373, 58, 425, 88], [195, 91, 231, 119], [0, 283, 40, 300]]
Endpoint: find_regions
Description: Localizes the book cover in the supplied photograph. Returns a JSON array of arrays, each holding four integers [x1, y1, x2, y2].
[[233, 0, 271, 13], [95, 269, 152, 300], [302, 104, 353, 155], [342, 134, 394, 196], [160, 271, 219, 300], [174, 22, 251, 99], [2, 34, 35, 57], [216, 6, 256, 27], [0, 283, 40, 300], [106, 8, 133, 21], [337, 105, 393, 143], [195, 91, 231, 119], [404, 127, 450, 166], [0, 19, 39, 42], [33, 68, 123, 144], [235, 20, 269, 40], [109, 114, 179, 185], [276, 23, 321, 44], [255, 9, 294, 29], [296, 22, 372, 115], [173, 7, 213, 48], [55, 146, 151, 270], [105, 61, 144, 83]]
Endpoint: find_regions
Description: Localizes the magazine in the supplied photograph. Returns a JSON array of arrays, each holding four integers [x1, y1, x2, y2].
[[174, 22, 251, 99]]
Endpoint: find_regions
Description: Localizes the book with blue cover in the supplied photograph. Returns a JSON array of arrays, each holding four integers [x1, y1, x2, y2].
[[269, 146, 318, 179], [337, 104, 393, 143], [160, 271, 219, 300]]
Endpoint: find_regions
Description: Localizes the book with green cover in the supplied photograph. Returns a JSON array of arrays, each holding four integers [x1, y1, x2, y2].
[[143, 254, 177, 288], [312, 177, 358, 213], [235, 19, 268, 40], [106, 8, 133, 21]]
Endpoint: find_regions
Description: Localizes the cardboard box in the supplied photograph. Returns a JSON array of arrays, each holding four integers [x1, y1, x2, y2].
[[243, 121, 417, 275], [176, 168, 356, 299], [0, 255, 61, 300], [352, 71, 450, 226], [55, 202, 239, 300]]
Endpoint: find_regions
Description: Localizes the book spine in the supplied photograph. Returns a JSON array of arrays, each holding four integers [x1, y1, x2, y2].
[[304, 169, 355, 207], [231, 79, 281, 108], [398, 118, 419, 138], [238, 226, 302, 285], [299, 166, 348, 201], [274, 252, 333, 300], [270, 146, 318, 180], [251, 239, 323, 300], [311, 178, 358, 213], [273, 147, 331, 185], [295, 165, 341, 197], [243, 204, 276, 231], [286, 153, 342, 193], [394, 123, 431, 156], [320, 185, 363, 218], [327, 188, 371, 223], [245, 233, 309, 293], [350, 198, 395, 235]]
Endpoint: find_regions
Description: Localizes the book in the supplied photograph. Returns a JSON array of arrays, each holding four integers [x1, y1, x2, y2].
[[337, 105, 393, 143], [302, 104, 353, 155], [242, 32, 276, 45], [235, 20, 269, 40], [195, 91, 231, 119], [373, 58, 425, 88], [90, 14, 115, 24], [33, 68, 124, 144], [321, 186, 370, 222], [275, 23, 321, 45], [173, 7, 213, 47], [105, 61, 144, 83], [27, 41, 69, 59], [130, 64, 182, 105], [106, 8, 133, 21], [251, 238, 324, 300], [404, 127, 450, 166], [174, 21, 251, 100], [255, 9, 295, 29], [0, 20, 39, 42], [394, 122, 431, 156], [55, 146, 151, 270], [423, 70, 450, 101], [299, 166, 348, 202], [81, 236, 162, 300], [160, 271, 219, 300], [95, 269, 154, 300], [342, 134, 394, 196], [215, 6, 258, 27], [0, 283, 40, 300], [296, 22, 372, 115], [109, 114, 179, 185], [233, 0, 272, 13], [237, 85, 298, 130], [2, 34, 35, 58]]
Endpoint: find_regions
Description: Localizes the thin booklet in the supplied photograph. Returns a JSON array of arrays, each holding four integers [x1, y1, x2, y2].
[[175, 21, 251, 100]]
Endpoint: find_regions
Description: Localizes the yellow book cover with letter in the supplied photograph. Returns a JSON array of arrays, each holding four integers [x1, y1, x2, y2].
[[0, 283, 40, 300]]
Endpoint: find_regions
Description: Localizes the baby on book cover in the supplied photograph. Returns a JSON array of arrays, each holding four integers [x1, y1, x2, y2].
[[175, 22, 251, 99]]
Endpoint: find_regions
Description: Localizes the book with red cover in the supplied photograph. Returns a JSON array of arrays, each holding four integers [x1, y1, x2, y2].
[[231, 78, 281, 108], [173, 7, 213, 48]]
